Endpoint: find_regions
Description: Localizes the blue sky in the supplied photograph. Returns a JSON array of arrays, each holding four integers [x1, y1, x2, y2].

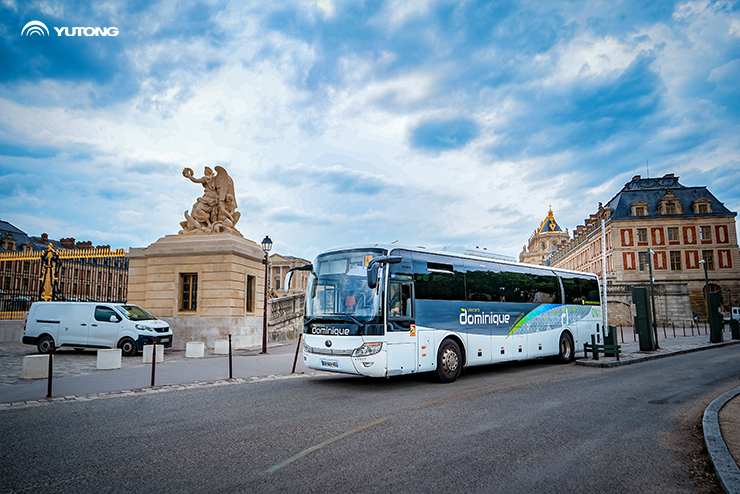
[[1, 0, 738, 261]]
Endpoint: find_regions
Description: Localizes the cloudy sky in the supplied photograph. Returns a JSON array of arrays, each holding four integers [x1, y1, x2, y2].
[[1, 0, 738, 261]]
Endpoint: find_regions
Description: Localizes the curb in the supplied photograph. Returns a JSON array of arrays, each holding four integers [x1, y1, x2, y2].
[[0, 372, 316, 411], [703, 387, 740, 494], [575, 340, 740, 368]]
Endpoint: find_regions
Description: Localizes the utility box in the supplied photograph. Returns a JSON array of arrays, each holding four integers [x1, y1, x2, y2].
[[632, 286, 657, 351], [730, 320, 740, 340], [708, 291, 723, 343], [603, 325, 619, 356]]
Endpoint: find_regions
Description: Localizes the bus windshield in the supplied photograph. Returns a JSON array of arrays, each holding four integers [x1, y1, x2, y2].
[[306, 249, 385, 324]]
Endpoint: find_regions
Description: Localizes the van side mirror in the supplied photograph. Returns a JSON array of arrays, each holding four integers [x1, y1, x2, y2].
[[367, 256, 403, 289], [110, 315, 120, 323]]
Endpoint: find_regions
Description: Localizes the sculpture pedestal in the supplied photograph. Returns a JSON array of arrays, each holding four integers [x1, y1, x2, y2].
[[127, 234, 266, 349]]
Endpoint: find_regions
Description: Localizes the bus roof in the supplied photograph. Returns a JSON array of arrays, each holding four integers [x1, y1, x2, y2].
[[314, 243, 600, 280]]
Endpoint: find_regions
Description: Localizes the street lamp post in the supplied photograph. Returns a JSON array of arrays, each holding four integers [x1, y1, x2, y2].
[[699, 259, 709, 319], [261, 236, 273, 354], [647, 249, 659, 349]]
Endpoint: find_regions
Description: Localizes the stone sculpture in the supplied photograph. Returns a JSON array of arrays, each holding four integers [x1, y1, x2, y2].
[[180, 166, 242, 235]]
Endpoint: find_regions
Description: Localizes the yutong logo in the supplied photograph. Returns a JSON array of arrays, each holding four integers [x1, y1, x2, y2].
[[460, 308, 511, 326], [21, 21, 49, 36], [22, 20, 119, 37]]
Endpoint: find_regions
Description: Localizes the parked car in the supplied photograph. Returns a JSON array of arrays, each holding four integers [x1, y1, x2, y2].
[[22, 302, 173, 356]]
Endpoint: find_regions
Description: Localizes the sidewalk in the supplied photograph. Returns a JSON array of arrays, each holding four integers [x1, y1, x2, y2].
[[0, 339, 313, 406], [575, 325, 740, 367]]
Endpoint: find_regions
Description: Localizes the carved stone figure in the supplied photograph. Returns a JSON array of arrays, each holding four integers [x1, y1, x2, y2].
[[180, 166, 242, 235]]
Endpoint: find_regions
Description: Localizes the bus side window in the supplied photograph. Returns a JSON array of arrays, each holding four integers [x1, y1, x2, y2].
[[389, 282, 413, 318]]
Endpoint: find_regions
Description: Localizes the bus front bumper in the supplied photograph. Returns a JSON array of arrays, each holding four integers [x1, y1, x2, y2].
[[304, 349, 387, 378]]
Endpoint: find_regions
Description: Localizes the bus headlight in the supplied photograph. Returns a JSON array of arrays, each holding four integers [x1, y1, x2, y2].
[[352, 342, 383, 357]]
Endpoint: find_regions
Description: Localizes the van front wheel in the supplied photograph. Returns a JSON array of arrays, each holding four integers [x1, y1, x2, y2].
[[37, 335, 54, 354], [119, 338, 137, 357]]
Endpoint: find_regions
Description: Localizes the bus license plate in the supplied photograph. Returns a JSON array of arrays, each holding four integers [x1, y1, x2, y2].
[[321, 360, 339, 368]]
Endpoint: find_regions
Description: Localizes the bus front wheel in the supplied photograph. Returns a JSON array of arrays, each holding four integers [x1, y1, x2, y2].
[[557, 332, 574, 364], [436, 339, 462, 383]]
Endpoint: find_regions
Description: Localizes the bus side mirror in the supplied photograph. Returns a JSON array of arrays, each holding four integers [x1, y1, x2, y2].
[[367, 256, 403, 289], [284, 264, 313, 294]]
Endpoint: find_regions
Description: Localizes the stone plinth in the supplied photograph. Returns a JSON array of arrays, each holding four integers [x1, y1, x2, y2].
[[186, 342, 205, 358], [214, 340, 229, 354], [127, 234, 266, 349], [143, 344, 164, 363], [97, 349, 122, 370], [22, 355, 49, 379]]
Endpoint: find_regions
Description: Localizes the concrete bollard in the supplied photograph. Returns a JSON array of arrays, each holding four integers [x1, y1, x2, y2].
[[22, 355, 50, 379], [186, 341, 205, 358], [97, 349, 122, 370], [214, 340, 229, 355], [142, 344, 164, 364]]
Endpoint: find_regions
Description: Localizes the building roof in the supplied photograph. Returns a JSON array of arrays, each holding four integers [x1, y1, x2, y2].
[[605, 174, 735, 219], [0, 220, 35, 253], [538, 209, 563, 233]]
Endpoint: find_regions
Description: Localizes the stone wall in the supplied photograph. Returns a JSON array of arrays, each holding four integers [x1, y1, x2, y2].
[[606, 283, 692, 327], [267, 293, 305, 343], [0, 319, 24, 343]]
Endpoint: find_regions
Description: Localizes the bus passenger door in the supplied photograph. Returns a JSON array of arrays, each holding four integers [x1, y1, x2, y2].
[[386, 282, 416, 376]]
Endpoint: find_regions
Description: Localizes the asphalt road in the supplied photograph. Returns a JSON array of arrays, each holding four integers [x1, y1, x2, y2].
[[2, 346, 738, 494]]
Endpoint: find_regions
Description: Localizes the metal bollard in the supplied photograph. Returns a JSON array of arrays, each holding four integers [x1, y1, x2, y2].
[[672, 322, 675, 338], [292, 333, 303, 374], [228, 334, 233, 379], [47, 341, 55, 398], [663, 324, 667, 339], [620, 325, 624, 344], [151, 343, 156, 387]]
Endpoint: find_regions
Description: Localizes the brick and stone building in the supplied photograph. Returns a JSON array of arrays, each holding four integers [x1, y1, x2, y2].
[[268, 253, 311, 297], [545, 174, 739, 325]]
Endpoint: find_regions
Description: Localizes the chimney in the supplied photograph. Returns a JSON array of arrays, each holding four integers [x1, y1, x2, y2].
[[662, 173, 675, 178], [632, 175, 641, 181], [41, 233, 48, 242], [60, 237, 75, 249], [76, 241, 93, 250]]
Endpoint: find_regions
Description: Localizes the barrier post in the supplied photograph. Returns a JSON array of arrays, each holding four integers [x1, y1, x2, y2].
[[151, 344, 156, 387], [292, 333, 303, 374], [46, 342, 54, 398], [228, 334, 233, 379]]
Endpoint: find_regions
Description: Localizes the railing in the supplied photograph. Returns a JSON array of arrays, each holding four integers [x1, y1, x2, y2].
[[268, 293, 305, 326], [0, 247, 129, 319]]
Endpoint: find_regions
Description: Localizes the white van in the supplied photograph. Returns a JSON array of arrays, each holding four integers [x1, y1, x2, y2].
[[22, 302, 173, 356]]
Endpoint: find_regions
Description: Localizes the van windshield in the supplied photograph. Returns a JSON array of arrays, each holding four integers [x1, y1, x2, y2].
[[116, 305, 156, 321]]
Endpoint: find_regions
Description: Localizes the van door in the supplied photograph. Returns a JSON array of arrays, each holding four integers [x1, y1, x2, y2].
[[89, 306, 122, 348], [60, 304, 93, 346]]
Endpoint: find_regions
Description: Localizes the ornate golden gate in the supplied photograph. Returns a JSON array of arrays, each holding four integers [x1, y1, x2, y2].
[[0, 245, 128, 319]]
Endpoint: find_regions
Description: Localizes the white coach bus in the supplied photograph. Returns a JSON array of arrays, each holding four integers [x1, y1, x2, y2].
[[287, 244, 602, 383]]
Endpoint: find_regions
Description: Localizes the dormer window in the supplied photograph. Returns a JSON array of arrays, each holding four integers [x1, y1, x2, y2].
[[692, 198, 712, 214], [1, 233, 16, 251], [630, 201, 649, 217], [657, 188, 684, 215]]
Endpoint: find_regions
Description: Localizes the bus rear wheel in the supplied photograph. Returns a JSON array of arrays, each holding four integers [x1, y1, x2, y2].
[[436, 339, 462, 383], [557, 332, 574, 364]]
